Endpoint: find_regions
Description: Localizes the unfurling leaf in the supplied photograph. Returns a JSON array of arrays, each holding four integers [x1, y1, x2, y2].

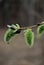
[[24, 29, 34, 48], [37, 24, 44, 38], [4, 24, 21, 43]]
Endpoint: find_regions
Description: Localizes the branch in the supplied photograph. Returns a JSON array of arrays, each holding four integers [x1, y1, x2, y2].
[[20, 22, 44, 30]]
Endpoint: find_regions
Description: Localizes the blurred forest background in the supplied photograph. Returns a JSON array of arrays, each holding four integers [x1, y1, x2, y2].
[[0, 0, 44, 27], [0, 0, 44, 65]]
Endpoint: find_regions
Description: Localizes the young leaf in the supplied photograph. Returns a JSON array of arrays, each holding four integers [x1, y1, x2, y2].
[[4, 29, 17, 42], [37, 24, 44, 38], [24, 29, 34, 48], [4, 24, 21, 43]]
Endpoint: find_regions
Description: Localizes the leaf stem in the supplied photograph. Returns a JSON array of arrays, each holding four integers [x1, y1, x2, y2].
[[20, 22, 44, 30]]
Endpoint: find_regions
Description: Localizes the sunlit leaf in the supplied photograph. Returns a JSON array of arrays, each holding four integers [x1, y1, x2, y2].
[[37, 24, 44, 38], [4, 24, 21, 43], [4, 29, 17, 42], [24, 29, 34, 48]]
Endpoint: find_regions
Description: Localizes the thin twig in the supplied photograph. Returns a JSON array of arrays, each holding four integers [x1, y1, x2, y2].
[[7, 22, 44, 31], [20, 22, 44, 30]]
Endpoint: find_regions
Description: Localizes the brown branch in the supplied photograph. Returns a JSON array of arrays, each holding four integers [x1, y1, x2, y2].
[[20, 22, 44, 30]]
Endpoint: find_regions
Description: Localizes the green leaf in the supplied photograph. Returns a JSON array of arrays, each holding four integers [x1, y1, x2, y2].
[[4, 29, 17, 42], [24, 29, 34, 48], [4, 24, 21, 43], [37, 24, 44, 38]]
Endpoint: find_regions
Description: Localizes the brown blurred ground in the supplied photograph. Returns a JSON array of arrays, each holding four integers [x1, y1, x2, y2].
[[0, 28, 44, 65]]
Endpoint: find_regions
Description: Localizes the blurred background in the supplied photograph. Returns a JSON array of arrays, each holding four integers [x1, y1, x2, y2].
[[0, 0, 44, 65]]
